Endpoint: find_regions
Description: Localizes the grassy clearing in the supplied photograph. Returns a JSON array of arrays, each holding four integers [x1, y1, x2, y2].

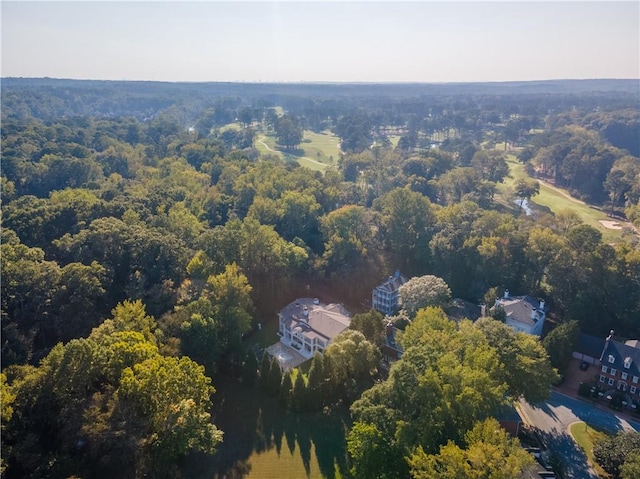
[[569, 422, 610, 478], [185, 375, 351, 479], [389, 135, 402, 148], [255, 130, 340, 172], [500, 156, 627, 243], [219, 122, 243, 132], [255, 134, 280, 158], [302, 130, 341, 164]]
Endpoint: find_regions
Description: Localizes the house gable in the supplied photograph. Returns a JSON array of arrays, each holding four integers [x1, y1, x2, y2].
[[372, 271, 406, 316], [495, 292, 546, 336], [278, 298, 351, 358]]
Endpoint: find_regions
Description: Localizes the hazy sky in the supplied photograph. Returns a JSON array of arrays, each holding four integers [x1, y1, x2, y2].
[[2, 1, 639, 82]]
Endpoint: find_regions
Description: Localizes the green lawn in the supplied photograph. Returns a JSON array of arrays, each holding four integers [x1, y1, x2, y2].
[[255, 134, 279, 157], [219, 122, 243, 132], [569, 422, 610, 478], [182, 376, 351, 479], [389, 135, 402, 148], [302, 130, 341, 164], [500, 155, 628, 244], [255, 130, 340, 172]]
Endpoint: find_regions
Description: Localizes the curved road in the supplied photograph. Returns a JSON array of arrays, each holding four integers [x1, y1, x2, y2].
[[518, 390, 640, 478]]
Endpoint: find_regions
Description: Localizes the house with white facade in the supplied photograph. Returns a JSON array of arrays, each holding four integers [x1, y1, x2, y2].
[[493, 289, 546, 336], [372, 271, 406, 316], [277, 298, 351, 359]]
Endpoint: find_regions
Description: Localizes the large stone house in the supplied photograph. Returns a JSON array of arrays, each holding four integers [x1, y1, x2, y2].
[[372, 271, 406, 316], [277, 298, 351, 359], [493, 289, 546, 336]]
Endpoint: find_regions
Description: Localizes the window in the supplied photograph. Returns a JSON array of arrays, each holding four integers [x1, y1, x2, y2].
[[611, 368, 617, 377], [631, 386, 637, 394], [622, 372, 628, 380], [602, 365, 608, 373], [633, 376, 639, 384], [608, 354, 615, 364], [608, 378, 615, 386], [624, 357, 632, 369], [600, 375, 605, 383]]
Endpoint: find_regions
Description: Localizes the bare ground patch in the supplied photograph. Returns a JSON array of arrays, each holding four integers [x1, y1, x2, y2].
[[599, 220, 623, 230]]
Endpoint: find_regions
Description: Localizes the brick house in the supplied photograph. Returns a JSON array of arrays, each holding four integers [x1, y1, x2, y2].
[[598, 331, 640, 399]]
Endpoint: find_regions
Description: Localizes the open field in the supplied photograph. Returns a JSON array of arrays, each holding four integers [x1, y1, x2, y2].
[[219, 122, 243, 132], [302, 130, 341, 163], [255, 130, 340, 172], [183, 376, 350, 479], [500, 155, 629, 244], [389, 135, 401, 148], [569, 422, 610, 478]]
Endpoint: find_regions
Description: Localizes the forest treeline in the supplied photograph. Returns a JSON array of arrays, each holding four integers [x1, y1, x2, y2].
[[1, 79, 639, 478]]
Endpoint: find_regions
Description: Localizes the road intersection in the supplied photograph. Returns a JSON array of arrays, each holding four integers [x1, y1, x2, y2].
[[517, 390, 640, 478]]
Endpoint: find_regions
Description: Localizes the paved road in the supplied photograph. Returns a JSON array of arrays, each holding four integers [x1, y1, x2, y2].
[[518, 391, 640, 479]]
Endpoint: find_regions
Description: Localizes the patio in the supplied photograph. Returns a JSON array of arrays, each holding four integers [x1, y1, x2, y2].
[[266, 341, 309, 371]]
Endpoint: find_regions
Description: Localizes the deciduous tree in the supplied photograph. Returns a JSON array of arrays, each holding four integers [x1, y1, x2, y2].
[[398, 275, 451, 317]]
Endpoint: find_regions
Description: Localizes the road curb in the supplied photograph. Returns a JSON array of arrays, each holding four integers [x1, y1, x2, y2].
[[552, 388, 640, 430]]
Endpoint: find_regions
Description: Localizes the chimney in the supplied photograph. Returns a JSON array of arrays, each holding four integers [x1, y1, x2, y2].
[[303, 306, 309, 321], [539, 299, 545, 310], [480, 304, 486, 317], [531, 308, 537, 320], [386, 322, 393, 337], [504, 289, 509, 299], [600, 330, 615, 362]]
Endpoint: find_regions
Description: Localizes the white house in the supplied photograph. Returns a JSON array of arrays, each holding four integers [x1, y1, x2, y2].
[[494, 289, 546, 336], [372, 271, 406, 316], [278, 298, 351, 358]]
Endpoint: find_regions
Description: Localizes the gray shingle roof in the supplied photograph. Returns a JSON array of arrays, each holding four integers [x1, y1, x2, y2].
[[603, 338, 640, 377], [576, 333, 606, 359]]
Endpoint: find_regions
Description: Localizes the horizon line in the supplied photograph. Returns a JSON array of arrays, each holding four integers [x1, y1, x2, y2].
[[3, 76, 640, 85]]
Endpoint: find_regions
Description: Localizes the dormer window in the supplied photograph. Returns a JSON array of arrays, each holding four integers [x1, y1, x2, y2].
[[608, 354, 615, 364], [624, 357, 632, 369]]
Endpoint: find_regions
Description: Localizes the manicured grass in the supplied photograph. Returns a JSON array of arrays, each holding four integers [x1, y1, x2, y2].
[[499, 155, 627, 244], [219, 122, 243, 132], [569, 422, 610, 478], [389, 135, 402, 148], [185, 375, 351, 479], [255, 130, 340, 172], [302, 130, 341, 164], [255, 134, 280, 157]]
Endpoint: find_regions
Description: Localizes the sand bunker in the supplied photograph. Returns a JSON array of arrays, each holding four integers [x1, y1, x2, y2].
[[599, 220, 623, 230]]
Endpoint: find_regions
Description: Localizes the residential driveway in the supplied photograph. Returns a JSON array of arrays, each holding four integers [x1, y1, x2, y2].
[[518, 390, 640, 479]]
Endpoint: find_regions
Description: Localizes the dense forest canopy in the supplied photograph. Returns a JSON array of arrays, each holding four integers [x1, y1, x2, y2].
[[1, 78, 639, 478]]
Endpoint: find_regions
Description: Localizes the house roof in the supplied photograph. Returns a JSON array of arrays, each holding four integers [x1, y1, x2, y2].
[[497, 295, 544, 327], [602, 337, 640, 377], [280, 298, 350, 342], [576, 333, 606, 359], [383, 324, 403, 353], [374, 273, 406, 293]]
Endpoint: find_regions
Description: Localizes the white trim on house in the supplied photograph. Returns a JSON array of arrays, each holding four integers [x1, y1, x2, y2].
[[278, 298, 350, 359]]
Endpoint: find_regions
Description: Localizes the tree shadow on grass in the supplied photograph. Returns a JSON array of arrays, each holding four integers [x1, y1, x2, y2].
[[180, 375, 351, 479], [538, 428, 598, 479]]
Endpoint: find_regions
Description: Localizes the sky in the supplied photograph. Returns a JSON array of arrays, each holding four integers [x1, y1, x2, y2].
[[1, 1, 639, 83]]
